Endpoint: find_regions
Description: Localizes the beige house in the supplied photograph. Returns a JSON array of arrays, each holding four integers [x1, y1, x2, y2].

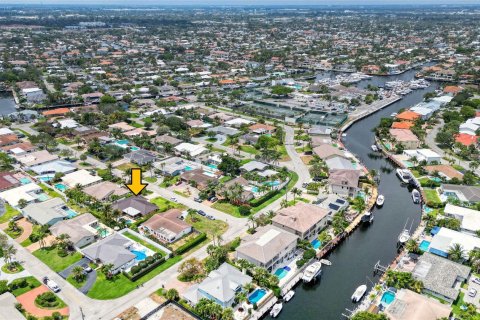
[[328, 169, 361, 198], [83, 181, 129, 201], [272, 203, 329, 241], [389, 129, 420, 149], [50, 213, 98, 248], [385, 289, 451, 320], [140, 209, 192, 243]]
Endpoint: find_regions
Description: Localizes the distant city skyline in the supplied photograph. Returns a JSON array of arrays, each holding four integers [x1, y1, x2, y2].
[[4, 0, 480, 5]]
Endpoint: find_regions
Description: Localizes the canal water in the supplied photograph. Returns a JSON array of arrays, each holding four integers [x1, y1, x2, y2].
[[276, 70, 439, 319], [0, 92, 17, 115]]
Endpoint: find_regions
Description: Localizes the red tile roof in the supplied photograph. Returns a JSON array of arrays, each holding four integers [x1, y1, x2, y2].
[[42, 108, 70, 116], [455, 133, 478, 146], [391, 121, 414, 129], [395, 110, 421, 122]]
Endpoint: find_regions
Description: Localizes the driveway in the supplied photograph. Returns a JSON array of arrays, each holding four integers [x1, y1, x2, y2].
[[16, 285, 69, 318], [58, 258, 97, 294], [13, 218, 33, 244], [462, 277, 480, 308]]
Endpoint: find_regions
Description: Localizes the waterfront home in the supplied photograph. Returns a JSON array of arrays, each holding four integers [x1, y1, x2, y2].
[[439, 184, 480, 203], [443, 204, 480, 237], [328, 169, 360, 198], [391, 121, 414, 129], [424, 165, 463, 181], [412, 252, 470, 304], [0, 172, 20, 191], [308, 125, 332, 137], [459, 118, 480, 136], [22, 197, 69, 226], [312, 143, 347, 161], [140, 209, 192, 243], [395, 110, 421, 122], [0, 183, 43, 207], [236, 225, 298, 272], [388, 129, 420, 149], [325, 156, 358, 171], [112, 196, 158, 218], [403, 149, 442, 164], [272, 203, 329, 241], [175, 142, 208, 157], [183, 262, 252, 308], [428, 227, 480, 259], [82, 233, 136, 274], [50, 213, 98, 248], [83, 181, 129, 201], [384, 288, 452, 320], [124, 149, 157, 165], [240, 160, 269, 173], [315, 194, 349, 220], [42, 108, 70, 118], [61, 169, 102, 188]]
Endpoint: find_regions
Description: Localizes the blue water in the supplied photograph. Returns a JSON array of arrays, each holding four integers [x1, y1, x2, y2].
[[130, 146, 140, 151], [184, 166, 193, 171], [65, 209, 77, 218], [444, 191, 459, 200], [131, 249, 147, 261], [55, 183, 68, 192], [251, 186, 259, 193], [381, 291, 395, 305], [36, 194, 49, 202], [423, 205, 433, 214], [248, 288, 267, 304], [20, 177, 31, 184], [38, 175, 53, 182], [311, 239, 321, 250], [207, 164, 218, 169], [116, 139, 129, 145], [430, 177, 442, 182], [265, 180, 280, 187], [419, 240, 431, 252], [274, 268, 289, 280]]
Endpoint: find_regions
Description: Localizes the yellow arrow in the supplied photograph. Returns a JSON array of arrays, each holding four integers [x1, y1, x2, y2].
[[126, 168, 148, 196]]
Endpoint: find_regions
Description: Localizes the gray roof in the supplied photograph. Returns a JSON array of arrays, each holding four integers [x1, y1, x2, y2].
[[240, 161, 268, 172], [0, 292, 25, 320], [325, 156, 356, 170], [50, 213, 97, 245], [124, 149, 157, 165], [112, 196, 158, 216], [412, 252, 470, 301], [82, 233, 136, 269], [22, 197, 68, 225], [155, 134, 183, 146], [441, 184, 480, 202], [206, 126, 239, 136], [30, 160, 76, 175]]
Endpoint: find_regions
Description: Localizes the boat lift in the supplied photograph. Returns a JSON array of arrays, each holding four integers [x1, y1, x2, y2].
[[373, 260, 388, 275]]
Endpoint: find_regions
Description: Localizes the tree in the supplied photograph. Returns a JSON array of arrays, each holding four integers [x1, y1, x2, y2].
[[101, 263, 115, 279], [448, 243, 465, 262], [3, 244, 17, 269], [271, 85, 294, 96], [291, 187, 302, 203], [405, 239, 419, 254], [71, 266, 85, 283], [178, 258, 205, 282], [17, 198, 28, 209], [218, 155, 240, 176], [100, 94, 116, 104], [165, 288, 179, 301]]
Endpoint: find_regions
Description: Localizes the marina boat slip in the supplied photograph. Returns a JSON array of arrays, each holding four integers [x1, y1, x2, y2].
[[361, 211, 374, 224], [411, 189, 421, 204], [376, 194, 385, 206], [396, 168, 412, 184], [371, 145, 378, 152], [398, 218, 414, 245], [270, 302, 283, 318], [351, 284, 367, 303], [301, 261, 322, 283]]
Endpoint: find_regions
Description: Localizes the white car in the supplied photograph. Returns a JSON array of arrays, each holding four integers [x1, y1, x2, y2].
[[472, 277, 480, 285], [468, 288, 477, 297]]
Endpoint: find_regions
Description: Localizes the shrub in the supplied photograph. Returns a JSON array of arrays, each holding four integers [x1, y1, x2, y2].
[[0, 280, 8, 295], [239, 205, 251, 216], [35, 292, 61, 308], [249, 190, 279, 208], [131, 266, 141, 274], [146, 256, 155, 264], [57, 249, 68, 257], [175, 233, 207, 255]]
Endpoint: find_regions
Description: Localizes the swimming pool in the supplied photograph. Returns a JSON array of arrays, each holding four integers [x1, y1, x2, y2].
[[419, 240, 431, 252], [184, 166, 194, 171], [37, 175, 53, 182], [381, 291, 395, 305], [264, 181, 280, 187], [64, 209, 77, 218], [423, 205, 433, 214], [248, 288, 267, 304], [20, 177, 32, 184], [116, 139, 129, 145], [251, 186, 259, 193], [131, 249, 147, 261], [444, 191, 459, 200], [95, 226, 110, 238], [311, 239, 321, 250], [274, 267, 289, 280], [36, 194, 49, 202], [55, 183, 68, 192], [207, 164, 218, 170]]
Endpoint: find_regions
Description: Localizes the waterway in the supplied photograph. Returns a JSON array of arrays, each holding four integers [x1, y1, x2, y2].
[[0, 91, 17, 115], [276, 69, 439, 319]]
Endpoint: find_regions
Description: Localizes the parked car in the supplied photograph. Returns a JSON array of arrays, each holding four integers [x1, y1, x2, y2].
[[10, 214, 23, 222], [170, 197, 177, 202], [469, 288, 477, 297], [43, 277, 60, 293], [82, 264, 92, 273], [208, 196, 218, 203], [194, 197, 202, 203], [206, 214, 215, 220], [473, 277, 480, 285], [197, 210, 206, 216]]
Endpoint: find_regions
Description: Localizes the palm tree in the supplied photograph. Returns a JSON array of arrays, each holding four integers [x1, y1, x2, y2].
[[405, 239, 419, 254], [3, 244, 17, 269], [165, 288, 179, 301], [448, 243, 465, 262], [38, 230, 48, 249], [291, 187, 302, 204], [72, 266, 85, 282], [101, 263, 115, 280], [280, 198, 289, 208]]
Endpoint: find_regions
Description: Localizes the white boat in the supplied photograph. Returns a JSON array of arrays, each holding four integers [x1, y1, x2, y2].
[[270, 302, 283, 317], [398, 229, 411, 244], [320, 259, 332, 266], [351, 284, 367, 303], [301, 261, 322, 283], [283, 290, 295, 302], [361, 211, 374, 224], [390, 112, 398, 117], [376, 194, 385, 206], [371, 145, 378, 152], [396, 169, 412, 184], [412, 189, 421, 204]]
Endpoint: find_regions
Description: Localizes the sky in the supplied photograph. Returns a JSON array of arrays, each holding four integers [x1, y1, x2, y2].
[[3, 0, 480, 5]]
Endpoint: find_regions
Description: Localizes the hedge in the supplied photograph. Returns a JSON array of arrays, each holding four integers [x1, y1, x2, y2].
[[175, 233, 207, 255], [125, 255, 165, 282], [249, 189, 280, 208]]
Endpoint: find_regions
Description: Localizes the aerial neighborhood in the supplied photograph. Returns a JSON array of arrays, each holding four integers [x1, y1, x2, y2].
[[0, 4, 479, 320]]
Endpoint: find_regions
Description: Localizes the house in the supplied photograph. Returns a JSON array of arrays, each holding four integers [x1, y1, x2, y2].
[[409, 106, 434, 120], [384, 289, 452, 320], [140, 209, 192, 243], [249, 123, 276, 134], [225, 118, 253, 128], [108, 122, 135, 132], [50, 213, 98, 248], [459, 122, 479, 136], [1, 141, 36, 155], [325, 156, 357, 171], [0, 292, 25, 320], [312, 143, 347, 160], [428, 227, 480, 259], [206, 126, 239, 137], [391, 121, 414, 129], [155, 135, 183, 146], [236, 225, 298, 271], [315, 194, 349, 220], [29, 160, 76, 175], [124, 128, 156, 137], [455, 133, 478, 146], [22, 197, 69, 226], [15, 150, 59, 167], [183, 263, 252, 308], [83, 181, 129, 201], [308, 125, 332, 136], [22, 87, 45, 103], [155, 157, 200, 176], [439, 184, 480, 203], [403, 149, 442, 164], [272, 203, 329, 240], [112, 196, 158, 218], [42, 108, 70, 118], [82, 233, 136, 274], [412, 252, 470, 303], [219, 177, 254, 202], [61, 169, 102, 188], [328, 169, 361, 198], [180, 168, 218, 190], [209, 112, 234, 123], [444, 204, 480, 236], [0, 134, 19, 147], [424, 165, 463, 180], [395, 110, 421, 122], [124, 149, 157, 165], [175, 143, 208, 157], [0, 172, 20, 191], [238, 134, 259, 145], [389, 129, 420, 149], [240, 161, 269, 172], [56, 119, 79, 129], [0, 183, 43, 207], [186, 119, 212, 129]]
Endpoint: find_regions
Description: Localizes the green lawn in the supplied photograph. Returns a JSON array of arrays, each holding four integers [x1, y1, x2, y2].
[[150, 197, 185, 211], [186, 213, 228, 237], [122, 231, 166, 255], [10, 276, 41, 297], [39, 184, 63, 199], [5, 226, 23, 239], [33, 247, 82, 272], [424, 189, 441, 204], [159, 176, 180, 188], [145, 177, 157, 183], [67, 274, 87, 289], [0, 204, 20, 224], [20, 224, 42, 247], [87, 255, 182, 300], [277, 145, 291, 161], [240, 145, 259, 155], [212, 201, 243, 217], [116, 163, 140, 172]]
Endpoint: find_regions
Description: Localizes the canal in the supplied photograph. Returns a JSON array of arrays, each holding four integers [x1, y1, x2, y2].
[[0, 91, 17, 115], [277, 70, 439, 319]]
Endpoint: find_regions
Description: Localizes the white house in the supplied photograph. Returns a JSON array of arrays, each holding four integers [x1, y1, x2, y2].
[[403, 149, 442, 164], [174, 143, 208, 157], [443, 204, 480, 236]]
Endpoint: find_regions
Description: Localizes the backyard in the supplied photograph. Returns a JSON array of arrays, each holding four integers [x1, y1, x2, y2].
[[122, 231, 167, 256], [423, 188, 442, 206], [0, 203, 20, 224], [33, 247, 82, 272]]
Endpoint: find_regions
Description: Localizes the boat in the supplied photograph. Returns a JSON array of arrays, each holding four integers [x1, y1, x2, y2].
[[371, 145, 378, 152], [390, 112, 398, 117], [301, 261, 322, 283], [283, 290, 295, 302], [396, 169, 412, 184], [412, 189, 421, 204], [376, 194, 385, 206], [361, 211, 374, 224], [351, 284, 367, 303], [320, 259, 332, 266], [270, 302, 283, 317], [398, 229, 411, 244]]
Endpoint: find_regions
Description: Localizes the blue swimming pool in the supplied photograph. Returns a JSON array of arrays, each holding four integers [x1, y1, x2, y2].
[[130, 146, 140, 151], [184, 166, 194, 171], [264, 181, 280, 187], [36, 193, 49, 202], [251, 186, 259, 193], [116, 139, 129, 145], [207, 164, 218, 170], [423, 205, 433, 214], [64, 209, 77, 218], [20, 177, 32, 185], [311, 239, 321, 250], [419, 240, 431, 252], [55, 183, 68, 192], [381, 291, 395, 305], [131, 249, 147, 261], [37, 175, 53, 182], [274, 267, 289, 280], [248, 288, 267, 304]]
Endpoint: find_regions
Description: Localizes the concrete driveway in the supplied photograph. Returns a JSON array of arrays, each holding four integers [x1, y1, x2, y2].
[[462, 277, 480, 308], [58, 257, 97, 294]]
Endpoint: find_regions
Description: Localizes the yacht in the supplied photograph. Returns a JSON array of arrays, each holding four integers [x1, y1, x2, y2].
[[270, 302, 283, 318], [351, 284, 367, 303], [376, 194, 385, 206], [361, 211, 374, 224], [398, 229, 411, 244], [371, 145, 378, 152], [396, 169, 412, 184], [283, 290, 295, 302], [301, 261, 322, 283], [412, 189, 421, 204], [320, 259, 332, 266]]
